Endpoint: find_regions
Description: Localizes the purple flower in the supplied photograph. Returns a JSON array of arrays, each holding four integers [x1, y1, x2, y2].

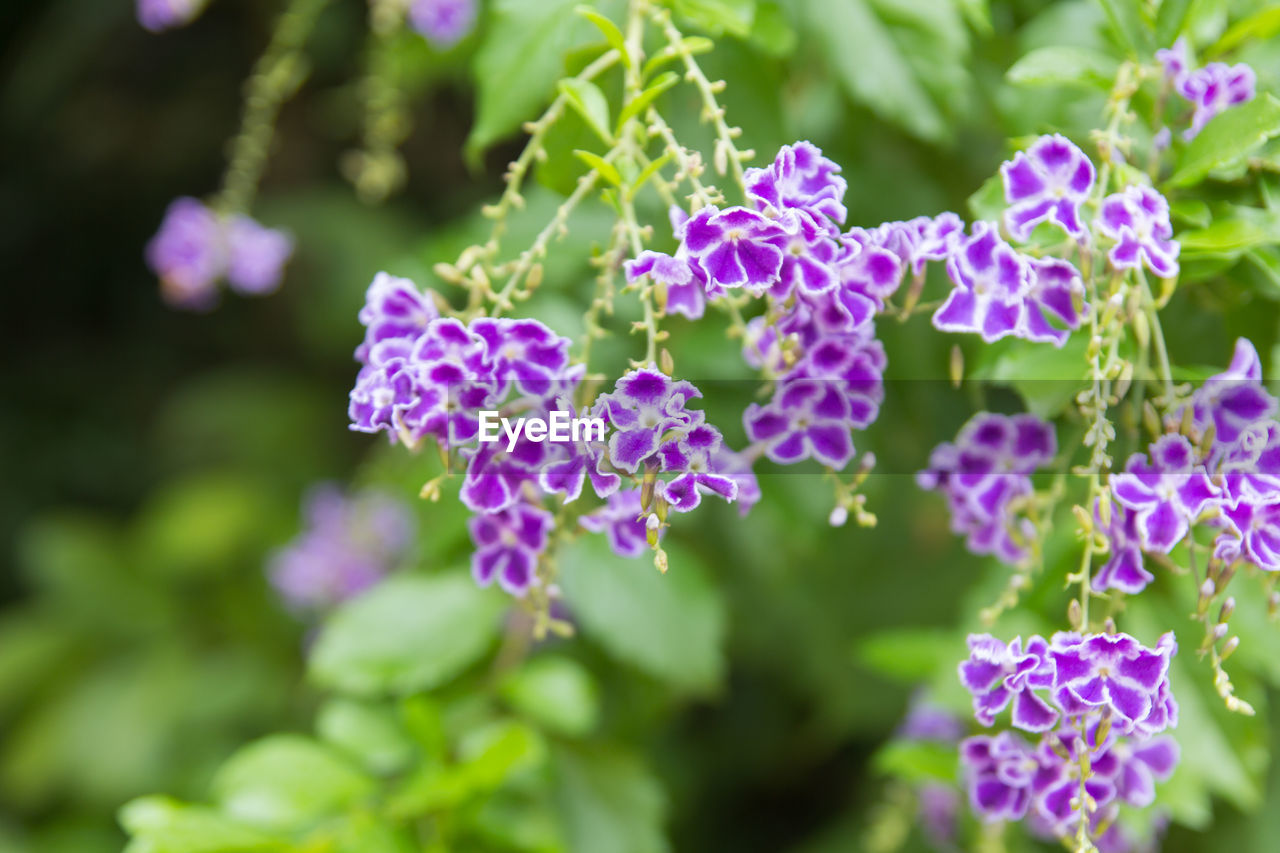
[[959, 732, 1037, 822], [1180, 62, 1256, 139], [472, 317, 575, 399], [744, 379, 859, 469], [539, 399, 620, 504], [460, 436, 547, 513], [711, 447, 761, 517], [1157, 38, 1191, 87], [408, 0, 477, 48], [1194, 337, 1277, 450], [1111, 434, 1220, 553], [872, 212, 964, 277], [225, 216, 293, 295], [268, 485, 414, 611], [919, 412, 1056, 565], [626, 250, 718, 320], [146, 197, 225, 309], [1109, 737, 1179, 809], [744, 140, 847, 227], [579, 489, 653, 558], [959, 634, 1059, 731], [137, 0, 202, 32], [355, 272, 440, 362], [1096, 186, 1180, 279], [1000, 134, 1096, 242], [657, 423, 738, 511], [933, 222, 1031, 342], [898, 692, 965, 742], [766, 212, 844, 297], [838, 227, 905, 309], [1022, 257, 1087, 346], [1092, 502, 1154, 594], [1215, 499, 1280, 570], [1049, 632, 1176, 732], [468, 503, 553, 596], [597, 368, 704, 473], [680, 206, 790, 293]]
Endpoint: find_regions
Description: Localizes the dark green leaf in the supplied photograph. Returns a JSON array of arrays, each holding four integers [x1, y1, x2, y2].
[[309, 572, 505, 696], [1179, 219, 1273, 256], [553, 746, 667, 853], [747, 2, 798, 56]]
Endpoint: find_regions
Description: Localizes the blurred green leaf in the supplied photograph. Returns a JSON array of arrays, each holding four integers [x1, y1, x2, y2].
[[800, 0, 947, 142], [552, 746, 667, 853], [558, 537, 725, 694], [971, 334, 1093, 418], [747, 2, 797, 55], [872, 739, 959, 784], [856, 628, 959, 684], [615, 72, 679, 131], [316, 698, 416, 775], [559, 79, 614, 144], [211, 735, 373, 833], [1155, 0, 1194, 46], [1006, 46, 1119, 88], [1096, 0, 1154, 57], [1207, 4, 1280, 57], [576, 6, 629, 65], [309, 572, 505, 696], [1179, 218, 1274, 256], [1168, 94, 1280, 187], [120, 797, 285, 853], [672, 0, 756, 37], [500, 656, 601, 737], [468, 0, 585, 159]]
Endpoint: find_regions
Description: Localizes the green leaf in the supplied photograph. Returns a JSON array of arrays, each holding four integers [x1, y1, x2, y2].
[[467, 0, 585, 159], [800, 0, 946, 142], [119, 797, 286, 853], [672, 0, 756, 37], [967, 173, 1004, 223], [615, 72, 679, 131], [309, 572, 505, 696], [1155, 0, 1194, 46], [873, 739, 960, 784], [575, 6, 629, 66], [1168, 94, 1280, 187], [1096, 0, 1154, 57], [552, 746, 668, 853], [558, 537, 726, 694], [500, 656, 601, 737], [1170, 198, 1211, 227], [856, 628, 958, 684], [558, 78, 613, 144], [641, 36, 713, 79], [211, 735, 373, 832], [317, 698, 416, 775], [1208, 4, 1280, 57], [1006, 46, 1119, 89], [971, 333, 1096, 418], [456, 720, 548, 789], [1179, 219, 1273, 256], [572, 150, 623, 186], [747, 1, 798, 55]]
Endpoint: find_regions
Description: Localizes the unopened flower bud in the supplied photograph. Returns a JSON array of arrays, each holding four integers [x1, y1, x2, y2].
[[654, 548, 669, 574], [828, 505, 848, 527], [1068, 598, 1083, 631], [1213, 622, 1228, 641], [646, 512, 660, 531], [1221, 636, 1240, 660], [949, 345, 964, 388], [1219, 597, 1236, 623], [660, 348, 675, 376], [1200, 578, 1216, 600]]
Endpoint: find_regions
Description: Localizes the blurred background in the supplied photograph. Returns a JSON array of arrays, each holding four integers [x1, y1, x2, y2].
[[5, 1, 1280, 851]]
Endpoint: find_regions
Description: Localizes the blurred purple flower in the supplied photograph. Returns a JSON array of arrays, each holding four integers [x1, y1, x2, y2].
[[579, 489, 653, 558], [408, 0, 477, 48]]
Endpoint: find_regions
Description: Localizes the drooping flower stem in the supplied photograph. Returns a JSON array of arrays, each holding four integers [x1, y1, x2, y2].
[[213, 0, 333, 216]]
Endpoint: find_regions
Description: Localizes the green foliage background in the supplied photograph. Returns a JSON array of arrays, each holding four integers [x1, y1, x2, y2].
[[6, 0, 1280, 850]]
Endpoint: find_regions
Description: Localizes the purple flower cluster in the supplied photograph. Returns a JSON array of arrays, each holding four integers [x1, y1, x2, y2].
[[626, 143, 974, 475], [268, 485, 414, 612], [146, 197, 293, 310], [918, 412, 1057, 565], [408, 0, 477, 49], [349, 273, 750, 589], [927, 135, 1092, 346], [958, 631, 1179, 840], [1094, 339, 1280, 592], [137, 0, 203, 32], [1096, 186, 1180, 279], [1158, 37, 1256, 139]]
